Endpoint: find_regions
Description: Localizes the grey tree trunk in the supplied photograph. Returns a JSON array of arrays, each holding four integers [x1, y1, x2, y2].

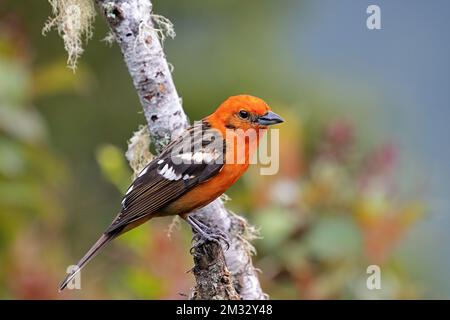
[[95, 0, 266, 299]]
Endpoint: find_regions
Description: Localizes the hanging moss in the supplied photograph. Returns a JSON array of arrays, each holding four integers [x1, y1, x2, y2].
[[42, 0, 96, 71]]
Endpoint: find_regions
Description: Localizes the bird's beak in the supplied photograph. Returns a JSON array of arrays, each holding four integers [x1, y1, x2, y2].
[[258, 111, 284, 126]]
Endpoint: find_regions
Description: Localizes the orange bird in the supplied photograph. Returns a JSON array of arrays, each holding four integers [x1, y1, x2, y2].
[[59, 95, 283, 291]]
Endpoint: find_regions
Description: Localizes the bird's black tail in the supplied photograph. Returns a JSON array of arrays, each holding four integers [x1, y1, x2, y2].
[[59, 233, 115, 292]]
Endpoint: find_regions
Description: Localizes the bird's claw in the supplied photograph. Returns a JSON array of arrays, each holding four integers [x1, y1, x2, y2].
[[185, 215, 230, 253], [190, 230, 230, 254]]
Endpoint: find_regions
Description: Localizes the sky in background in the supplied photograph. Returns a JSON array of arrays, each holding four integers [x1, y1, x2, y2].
[[287, 0, 450, 296]]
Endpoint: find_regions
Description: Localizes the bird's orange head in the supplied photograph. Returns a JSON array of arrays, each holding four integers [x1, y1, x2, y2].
[[207, 95, 284, 134]]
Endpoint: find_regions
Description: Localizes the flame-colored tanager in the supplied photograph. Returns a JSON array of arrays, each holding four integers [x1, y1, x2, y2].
[[59, 95, 283, 291]]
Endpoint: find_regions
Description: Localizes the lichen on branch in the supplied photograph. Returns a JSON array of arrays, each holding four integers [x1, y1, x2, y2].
[[125, 125, 154, 177], [43, 0, 96, 71], [151, 14, 176, 43]]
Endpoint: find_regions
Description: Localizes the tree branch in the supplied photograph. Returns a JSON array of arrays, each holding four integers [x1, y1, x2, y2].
[[96, 0, 266, 299]]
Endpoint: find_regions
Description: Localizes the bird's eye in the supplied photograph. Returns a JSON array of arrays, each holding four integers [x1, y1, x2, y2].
[[239, 110, 249, 119]]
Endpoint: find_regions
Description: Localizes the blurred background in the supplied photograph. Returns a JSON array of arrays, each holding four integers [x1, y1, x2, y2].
[[0, 0, 449, 299]]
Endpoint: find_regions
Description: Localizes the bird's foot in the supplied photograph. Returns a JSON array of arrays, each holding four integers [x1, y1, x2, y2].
[[185, 215, 230, 254], [191, 230, 230, 250]]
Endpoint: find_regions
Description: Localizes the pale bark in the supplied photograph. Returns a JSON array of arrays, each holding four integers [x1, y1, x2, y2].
[[96, 0, 266, 299]]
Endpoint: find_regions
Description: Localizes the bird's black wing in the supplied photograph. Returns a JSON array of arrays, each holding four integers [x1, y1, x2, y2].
[[104, 121, 225, 234]]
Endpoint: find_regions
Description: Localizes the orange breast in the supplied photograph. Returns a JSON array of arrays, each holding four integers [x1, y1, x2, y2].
[[162, 163, 248, 217], [162, 125, 264, 217]]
